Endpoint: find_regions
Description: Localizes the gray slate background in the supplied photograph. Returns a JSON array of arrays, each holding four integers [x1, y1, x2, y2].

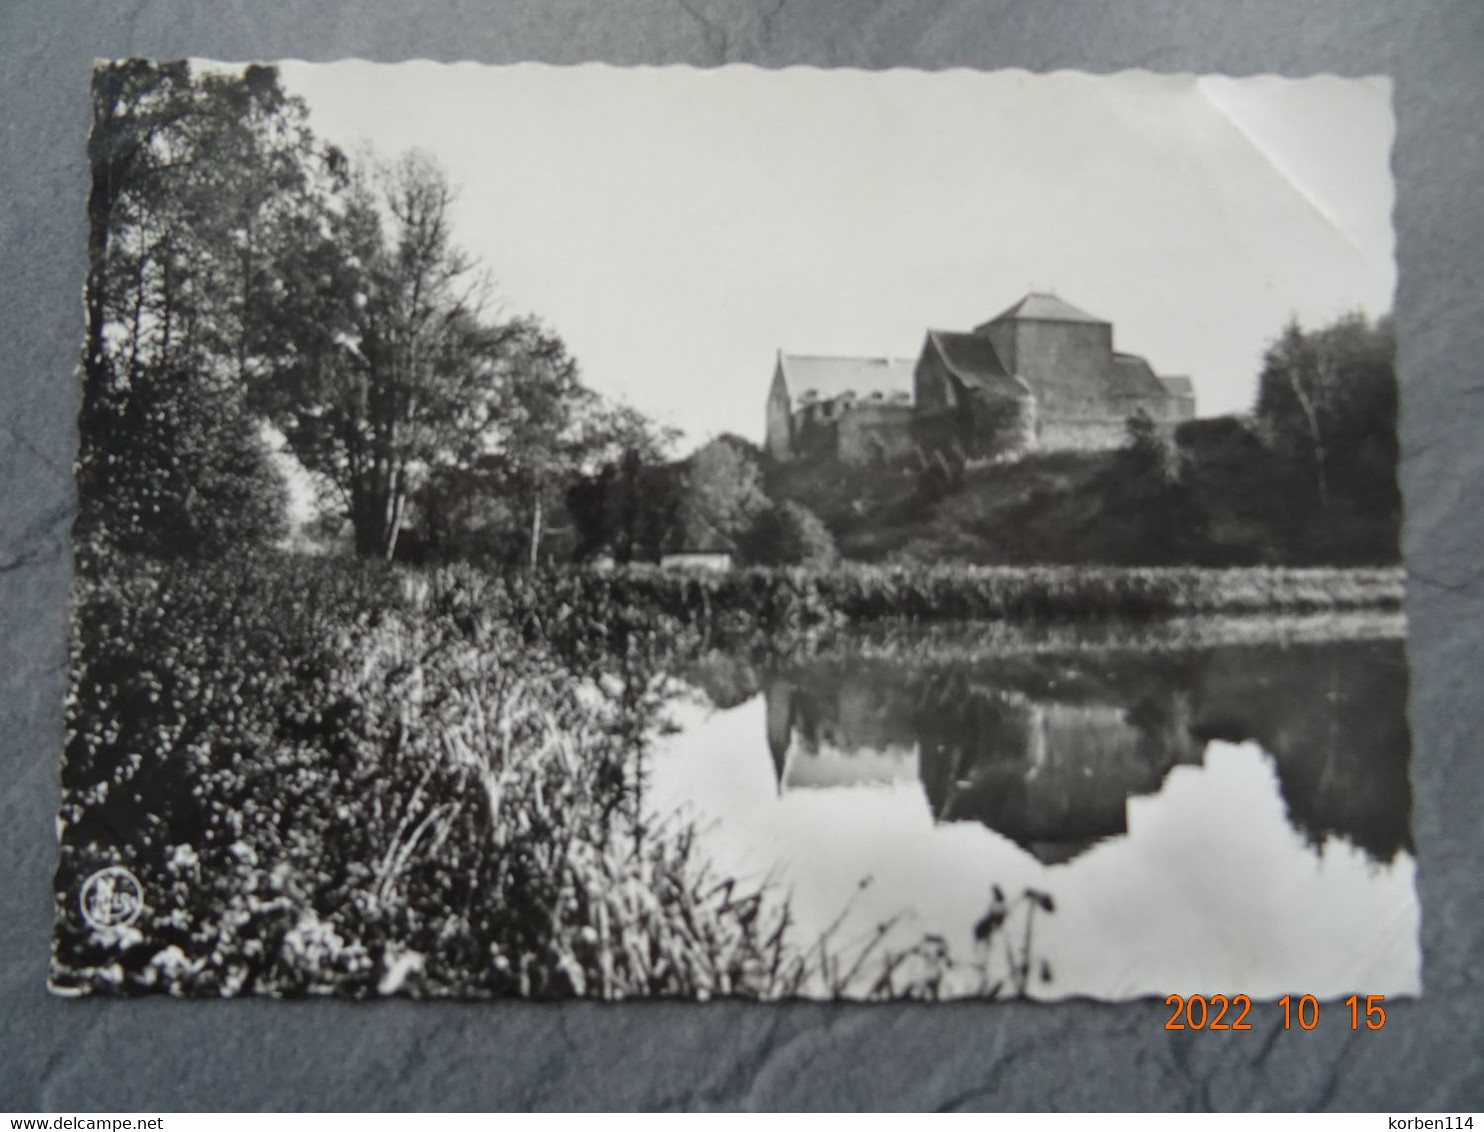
[[2, 0, 1482, 1112]]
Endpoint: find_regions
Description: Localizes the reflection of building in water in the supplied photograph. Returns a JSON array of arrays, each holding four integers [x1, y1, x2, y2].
[[921, 693, 1203, 865], [764, 665, 1203, 863], [767, 676, 919, 790], [758, 638, 1412, 866]]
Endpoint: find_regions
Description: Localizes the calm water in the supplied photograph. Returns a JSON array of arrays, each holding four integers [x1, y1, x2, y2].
[[647, 623, 1420, 1000]]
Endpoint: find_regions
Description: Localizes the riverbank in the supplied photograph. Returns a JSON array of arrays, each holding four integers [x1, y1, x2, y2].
[[55, 555, 817, 999], [53, 552, 1405, 1000], [469, 562, 1405, 652]]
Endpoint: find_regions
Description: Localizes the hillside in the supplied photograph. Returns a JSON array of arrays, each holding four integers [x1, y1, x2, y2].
[[767, 420, 1401, 568], [770, 451, 1164, 566]]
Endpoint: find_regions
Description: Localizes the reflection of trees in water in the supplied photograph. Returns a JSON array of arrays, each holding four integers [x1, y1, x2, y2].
[[757, 637, 1411, 865], [1192, 639, 1412, 862]]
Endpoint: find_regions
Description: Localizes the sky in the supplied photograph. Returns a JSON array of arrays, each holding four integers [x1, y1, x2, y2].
[[243, 61, 1395, 448]]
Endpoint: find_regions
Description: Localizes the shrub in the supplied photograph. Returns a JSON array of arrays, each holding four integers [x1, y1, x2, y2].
[[743, 501, 839, 568], [53, 554, 808, 999], [76, 373, 288, 561]]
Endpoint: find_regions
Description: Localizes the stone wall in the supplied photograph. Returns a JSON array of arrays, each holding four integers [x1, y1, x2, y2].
[[788, 399, 839, 461], [1036, 416, 1131, 451], [913, 348, 959, 414], [776, 325, 1192, 464], [790, 396, 914, 465], [914, 346, 1035, 462], [837, 401, 916, 464], [1037, 414, 1183, 452], [982, 319, 1115, 418]]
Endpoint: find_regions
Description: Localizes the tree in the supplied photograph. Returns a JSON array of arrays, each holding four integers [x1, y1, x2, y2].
[[85, 367, 289, 559], [567, 407, 682, 564], [1256, 313, 1398, 512], [1104, 411, 1206, 564], [77, 61, 317, 557], [674, 435, 769, 552], [1254, 312, 1399, 560], [262, 152, 515, 560], [79, 67, 619, 567], [81, 60, 193, 448], [254, 145, 639, 566], [1119, 410, 1176, 483], [742, 501, 838, 567], [478, 320, 602, 568]]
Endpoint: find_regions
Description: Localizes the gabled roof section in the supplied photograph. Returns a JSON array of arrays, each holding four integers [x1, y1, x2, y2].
[[1109, 353, 1171, 399], [1159, 375, 1195, 398], [924, 331, 1029, 399], [777, 353, 915, 404], [980, 292, 1107, 327]]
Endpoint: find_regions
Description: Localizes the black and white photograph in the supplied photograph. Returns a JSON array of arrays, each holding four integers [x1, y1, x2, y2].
[[52, 59, 1413, 1003]]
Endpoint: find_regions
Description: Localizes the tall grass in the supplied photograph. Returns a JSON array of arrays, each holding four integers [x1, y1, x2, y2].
[[54, 555, 813, 998], [56, 552, 1393, 999], [440, 561, 1404, 655]]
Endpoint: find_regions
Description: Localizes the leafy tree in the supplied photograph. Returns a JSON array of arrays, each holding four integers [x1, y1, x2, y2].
[[422, 320, 611, 567], [1256, 313, 1398, 510], [258, 147, 625, 565], [83, 368, 288, 559], [81, 60, 193, 437], [742, 501, 838, 567], [489, 321, 605, 567], [1119, 410, 1175, 482], [79, 65, 653, 568], [259, 153, 513, 560], [568, 428, 772, 567], [674, 435, 769, 552], [1254, 312, 1399, 560], [408, 461, 525, 563], [1093, 411, 1208, 564], [567, 408, 682, 564], [264, 152, 472, 558], [78, 61, 317, 557]]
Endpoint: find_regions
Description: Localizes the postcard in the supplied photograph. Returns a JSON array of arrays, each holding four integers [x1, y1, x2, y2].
[[54, 60, 1412, 1002]]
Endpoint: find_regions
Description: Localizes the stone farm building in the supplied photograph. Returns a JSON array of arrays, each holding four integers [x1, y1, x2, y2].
[[765, 293, 1196, 466]]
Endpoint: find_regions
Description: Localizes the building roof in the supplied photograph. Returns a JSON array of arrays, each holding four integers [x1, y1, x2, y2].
[[1109, 353, 1172, 400], [924, 330, 1030, 399], [777, 353, 915, 404], [1159, 375, 1195, 398], [981, 291, 1108, 327]]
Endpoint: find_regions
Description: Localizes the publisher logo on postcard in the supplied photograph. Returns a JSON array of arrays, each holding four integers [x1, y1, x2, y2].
[[80, 865, 144, 930]]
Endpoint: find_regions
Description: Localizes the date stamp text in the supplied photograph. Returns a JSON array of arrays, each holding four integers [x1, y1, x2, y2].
[[1163, 993, 1391, 1031]]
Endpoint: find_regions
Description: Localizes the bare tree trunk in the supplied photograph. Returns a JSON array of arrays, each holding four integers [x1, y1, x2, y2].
[[160, 250, 174, 370], [620, 453, 640, 563], [81, 90, 124, 460], [82, 170, 113, 440], [126, 232, 148, 386], [528, 495, 544, 569], [1286, 360, 1330, 510], [383, 493, 405, 561]]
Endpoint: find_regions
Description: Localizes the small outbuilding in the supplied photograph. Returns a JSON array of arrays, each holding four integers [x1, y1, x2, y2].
[[659, 551, 733, 572]]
